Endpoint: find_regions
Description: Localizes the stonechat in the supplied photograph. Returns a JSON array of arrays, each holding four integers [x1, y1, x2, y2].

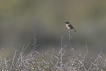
[[65, 22, 76, 32]]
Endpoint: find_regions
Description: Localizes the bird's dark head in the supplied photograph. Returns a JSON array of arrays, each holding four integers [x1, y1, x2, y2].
[[65, 22, 69, 24]]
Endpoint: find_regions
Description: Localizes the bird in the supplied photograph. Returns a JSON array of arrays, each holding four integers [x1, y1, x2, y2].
[[65, 22, 76, 32]]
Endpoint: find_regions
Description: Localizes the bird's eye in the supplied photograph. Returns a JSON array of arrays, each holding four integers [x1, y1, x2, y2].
[[66, 22, 69, 24]]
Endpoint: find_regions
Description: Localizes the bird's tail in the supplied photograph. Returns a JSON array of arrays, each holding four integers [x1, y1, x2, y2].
[[74, 29, 77, 32]]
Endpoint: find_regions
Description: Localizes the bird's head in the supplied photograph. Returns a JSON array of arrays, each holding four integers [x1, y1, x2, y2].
[[65, 22, 69, 24]]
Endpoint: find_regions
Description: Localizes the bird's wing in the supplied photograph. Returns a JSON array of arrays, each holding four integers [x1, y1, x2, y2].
[[68, 24, 77, 32], [68, 24, 74, 29]]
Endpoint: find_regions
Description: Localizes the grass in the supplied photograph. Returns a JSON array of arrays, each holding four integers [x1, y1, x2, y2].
[[0, 35, 106, 71]]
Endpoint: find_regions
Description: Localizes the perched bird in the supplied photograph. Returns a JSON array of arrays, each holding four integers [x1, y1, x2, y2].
[[65, 22, 76, 32]]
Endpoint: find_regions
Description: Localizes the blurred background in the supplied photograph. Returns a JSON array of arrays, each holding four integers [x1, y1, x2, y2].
[[0, 0, 106, 58]]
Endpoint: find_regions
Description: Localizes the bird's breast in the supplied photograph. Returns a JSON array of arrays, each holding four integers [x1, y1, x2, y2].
[[66, 24, 70, 29]]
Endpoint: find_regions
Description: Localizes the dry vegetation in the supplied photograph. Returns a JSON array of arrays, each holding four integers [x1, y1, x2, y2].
[[0, 37, 106, 71]]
